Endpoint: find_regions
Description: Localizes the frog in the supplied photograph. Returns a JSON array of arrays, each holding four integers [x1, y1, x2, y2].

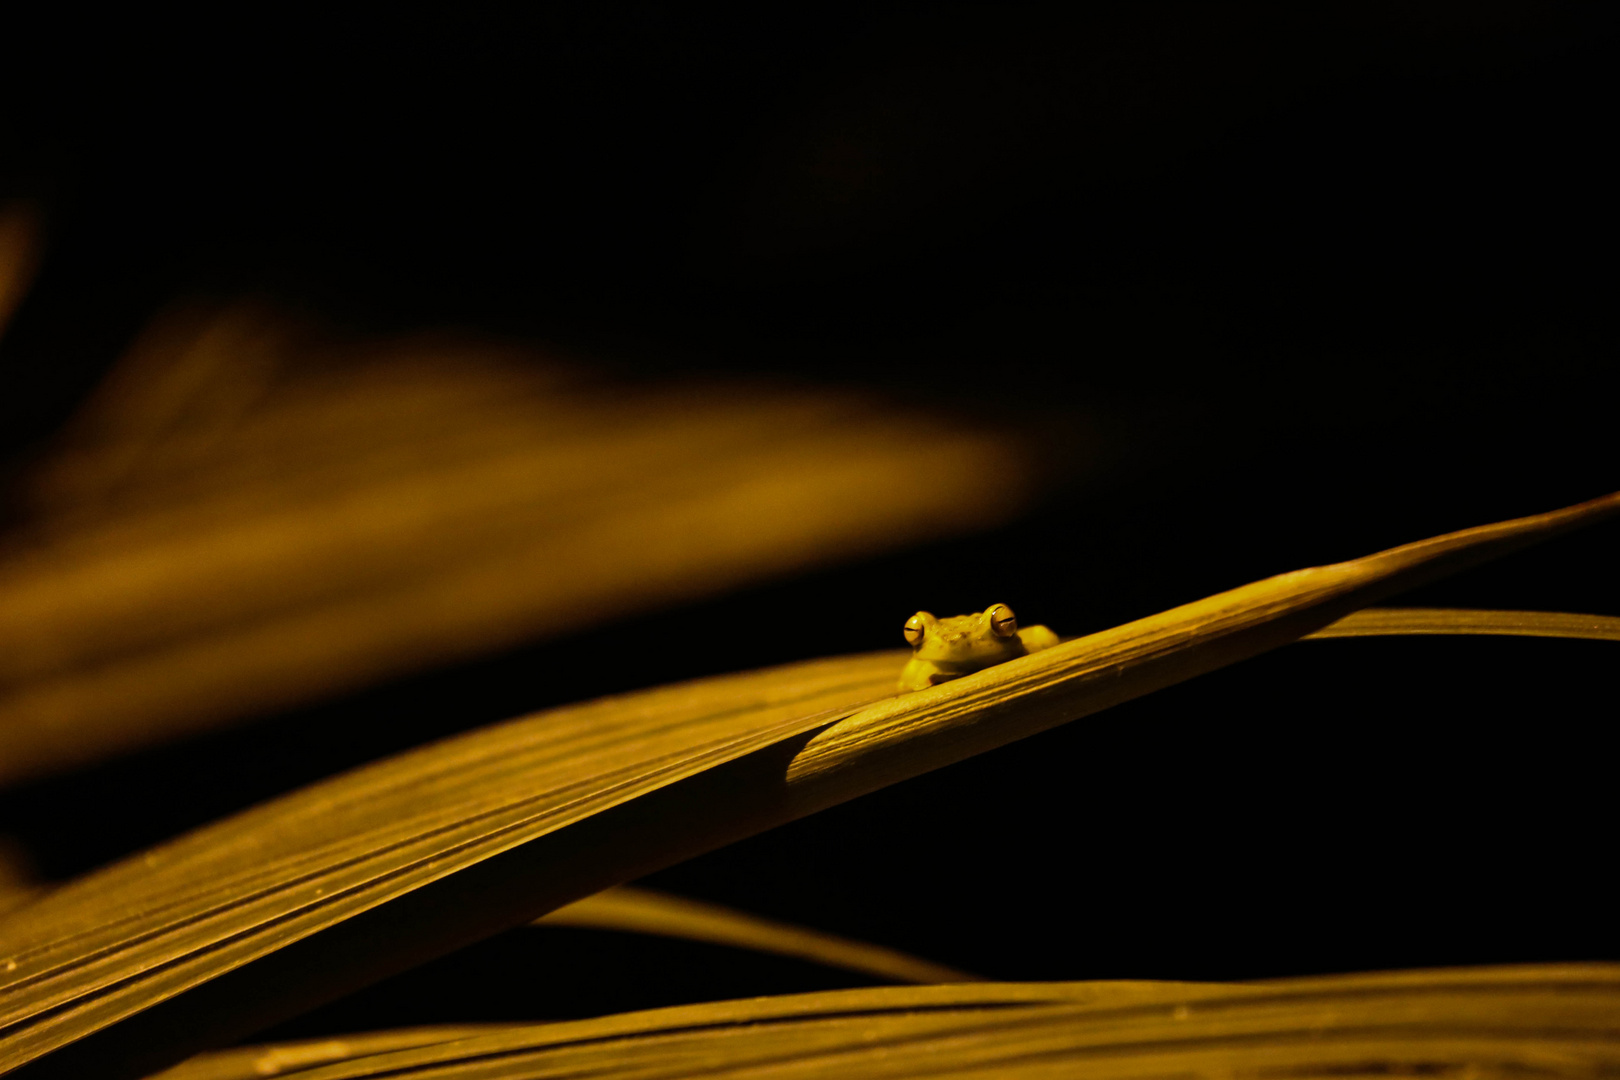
[[898, 603, 1060, 692]]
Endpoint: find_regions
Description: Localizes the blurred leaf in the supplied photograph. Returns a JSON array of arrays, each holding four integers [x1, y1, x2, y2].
[[1308, 607, 1620, 642], [147, 965, 1618, 1080], [1, 489, 1615, 1078], [0, 304, 1035, 784], [0, 842, 38, 920], [537, 886, 977, 984], [0, 204, 42, 343]]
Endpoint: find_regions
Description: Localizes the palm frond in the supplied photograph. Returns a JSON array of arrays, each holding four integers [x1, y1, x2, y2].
[[537, 887, 977, 984], [2, 490, 1615, 1077], [148, 965, 1618, 1080], [0, 305, 1034, 785], [1307, 608, 1620, 642]]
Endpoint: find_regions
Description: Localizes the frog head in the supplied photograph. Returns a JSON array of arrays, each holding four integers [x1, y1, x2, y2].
[[897, 603, 1060, 692], [902, 604, 1023, 664]]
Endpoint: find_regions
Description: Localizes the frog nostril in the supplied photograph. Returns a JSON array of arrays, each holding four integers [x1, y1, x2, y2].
[[988, 604, 1018, 638]]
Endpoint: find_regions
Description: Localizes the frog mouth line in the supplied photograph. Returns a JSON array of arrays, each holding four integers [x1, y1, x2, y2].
[[915, 658, 996, 672]]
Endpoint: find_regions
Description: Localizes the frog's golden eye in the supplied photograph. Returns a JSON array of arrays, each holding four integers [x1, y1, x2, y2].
[[988, 604, 1018, 638], [903, 613, 929, 647]]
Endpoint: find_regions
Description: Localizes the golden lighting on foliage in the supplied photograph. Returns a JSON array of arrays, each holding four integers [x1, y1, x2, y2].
[[145, 966, 1619, 1080], [0, 305, 1034, 784], [2, 489, 1614, 1077], [1304, 607, 1620, 641], [537, 886, 977, 984], [4, 206, 1616, 1080]]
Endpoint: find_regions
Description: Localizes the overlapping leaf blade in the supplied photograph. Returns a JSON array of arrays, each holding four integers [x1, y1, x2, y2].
[[148, 965, 1619, 1080], [0, 305, 1034, 784], [2, 490, 1616, 1077], [537, 887, 978, 983], [0, 653, 903, 1075], [1307, 608, 1620, 641]]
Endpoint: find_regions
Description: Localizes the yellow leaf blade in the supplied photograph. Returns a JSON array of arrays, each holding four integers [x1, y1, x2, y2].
[[1306, 607, 1620, 642], [782, 491, 1620, 801], [3, 490, 1615, 1077], [537, 886, 979, 984], [0, 305, 1035, 785], [147, 965, 1620, 1080]]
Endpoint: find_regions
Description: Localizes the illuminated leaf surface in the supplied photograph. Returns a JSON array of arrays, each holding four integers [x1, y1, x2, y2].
[[779, 492, 1620, 800], [146, 981, 1232, 1080], [1, 490, 1615, 1077], [146, 1028, 500, 1080], [0, 652, 903, 1076], [536, 887, 978, 984], [1307, 608, 1620, 642], [146, 965, 1618, 1080]]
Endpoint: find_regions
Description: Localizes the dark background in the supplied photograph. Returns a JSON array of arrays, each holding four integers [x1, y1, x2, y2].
[[1, 2, 1614, 1037]]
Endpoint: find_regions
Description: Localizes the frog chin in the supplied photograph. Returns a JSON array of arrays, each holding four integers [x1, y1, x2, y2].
[[897, 653, 1015, 692], [897, 657, 956, 692]]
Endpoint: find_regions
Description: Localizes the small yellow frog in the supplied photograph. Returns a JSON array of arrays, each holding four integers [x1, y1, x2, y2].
[[898, 603, 1060, 692]]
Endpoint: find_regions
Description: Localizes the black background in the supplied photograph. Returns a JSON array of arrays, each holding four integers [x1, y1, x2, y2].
[[1, 3, 1615, 1039]]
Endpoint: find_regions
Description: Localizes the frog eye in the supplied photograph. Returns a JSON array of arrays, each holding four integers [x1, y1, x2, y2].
[[988, 604, 1018, 638], [903, 613, 929, 647]]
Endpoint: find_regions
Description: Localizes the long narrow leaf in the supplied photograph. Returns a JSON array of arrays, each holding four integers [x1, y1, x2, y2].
[[1306, 607, 1620, 641], [779, 492, 1620, 802], [148, 965, 1618, 1080], [536, 887, 978, 984], [149, 981, 1236, 1080], [146, 1028, 501, 1080], [2, 490, 1615, 1078], [0, 653, 903, 1077], [0, 305, 1034, 784]]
